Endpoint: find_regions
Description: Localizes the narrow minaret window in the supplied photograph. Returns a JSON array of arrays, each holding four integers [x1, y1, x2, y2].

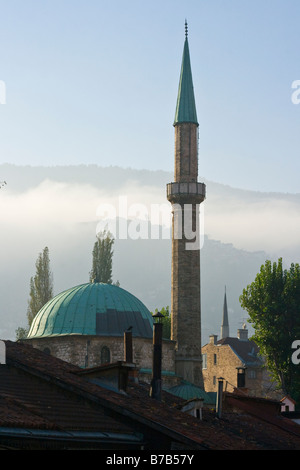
[[167, 23, 206, 387]]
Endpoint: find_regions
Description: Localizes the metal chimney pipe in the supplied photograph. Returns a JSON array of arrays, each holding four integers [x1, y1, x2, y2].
[[216, 377, 224, 418], [150, 312, 164, 400], [124, 328, 133, 363]]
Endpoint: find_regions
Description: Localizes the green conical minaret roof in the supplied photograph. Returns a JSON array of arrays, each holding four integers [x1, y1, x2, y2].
[[174, 22, 198, 126]]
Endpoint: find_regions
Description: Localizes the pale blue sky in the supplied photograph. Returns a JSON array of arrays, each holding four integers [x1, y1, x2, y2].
[[0, 0, 300, 192]]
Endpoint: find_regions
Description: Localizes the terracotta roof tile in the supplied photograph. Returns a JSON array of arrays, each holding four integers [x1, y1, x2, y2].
[[2, 340, 300, 450]]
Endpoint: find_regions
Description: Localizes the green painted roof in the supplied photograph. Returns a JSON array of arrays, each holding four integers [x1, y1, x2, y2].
[[167, 381, 216, 405], [174, 36, 198, 126], [27, 282, 154, 339]]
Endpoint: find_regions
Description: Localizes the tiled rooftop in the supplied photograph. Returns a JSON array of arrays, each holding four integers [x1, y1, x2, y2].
[[1, 340, 299, 450]]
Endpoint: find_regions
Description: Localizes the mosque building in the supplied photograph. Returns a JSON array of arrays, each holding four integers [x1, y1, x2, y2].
[[24, 24, 205, 392], [25, 281, 176, 385]]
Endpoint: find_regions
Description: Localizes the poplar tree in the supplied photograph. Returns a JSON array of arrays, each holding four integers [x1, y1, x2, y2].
[[27, 246, 54, 326], [89, 231, 114, 284]]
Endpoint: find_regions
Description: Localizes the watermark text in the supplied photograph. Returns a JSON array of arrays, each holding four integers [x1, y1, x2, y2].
[[291, 340, 300, 365], [96, 196, 204, 250], [0, 80, 6, 104], [291, 80, 300, 104]]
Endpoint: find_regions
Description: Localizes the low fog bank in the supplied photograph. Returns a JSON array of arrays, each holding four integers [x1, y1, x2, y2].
[[1, 164, 299, 343]]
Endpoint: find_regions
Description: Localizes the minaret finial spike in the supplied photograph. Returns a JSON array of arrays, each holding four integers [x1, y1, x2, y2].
[[185, 19, 188, 39]]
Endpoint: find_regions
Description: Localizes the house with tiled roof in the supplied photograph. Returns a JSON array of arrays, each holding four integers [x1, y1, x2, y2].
[[201, 291, 294, 402], [202, 325, 269, 396]]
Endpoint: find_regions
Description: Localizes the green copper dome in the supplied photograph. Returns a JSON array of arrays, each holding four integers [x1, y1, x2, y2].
[[27, 282, 154, 339]]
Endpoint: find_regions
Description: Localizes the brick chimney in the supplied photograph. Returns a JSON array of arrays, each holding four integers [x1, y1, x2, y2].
[[124, 328, 138, 384], [209, 334, 218, 345], [237, 324, 248, 341]]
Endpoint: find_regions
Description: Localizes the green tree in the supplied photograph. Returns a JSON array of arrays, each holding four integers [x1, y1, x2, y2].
[[27, 246, 54, 326], [90, 230, 115, 284], [152, 306, 171, 339], [15, 327, 28, 341], [240, 258, 300, 403]]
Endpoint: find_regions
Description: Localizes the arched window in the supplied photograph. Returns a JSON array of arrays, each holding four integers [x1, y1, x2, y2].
[[101, 346, 111, 364]]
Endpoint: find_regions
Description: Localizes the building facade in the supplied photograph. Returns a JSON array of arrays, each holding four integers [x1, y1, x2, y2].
[[202, 326, 265, 396]]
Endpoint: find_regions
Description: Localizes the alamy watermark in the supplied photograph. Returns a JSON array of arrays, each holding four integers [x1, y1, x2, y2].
[[0, 81, 6, 104], [291, 80, 300, 104], [96, 195, 204, 250], [287, 84, 300, 366], [291, 340, 300, 365]]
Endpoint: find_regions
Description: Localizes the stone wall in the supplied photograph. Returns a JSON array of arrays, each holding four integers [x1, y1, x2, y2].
[[24, 335, 176, 374], [174, 123, 198, 182]]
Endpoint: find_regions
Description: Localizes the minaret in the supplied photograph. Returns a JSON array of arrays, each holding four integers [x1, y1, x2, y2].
[[167, 22, 206, 387], [221, 287, 229, 339]]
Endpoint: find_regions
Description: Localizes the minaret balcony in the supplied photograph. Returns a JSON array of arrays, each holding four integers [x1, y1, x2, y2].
[[166, 182, 206, 204]]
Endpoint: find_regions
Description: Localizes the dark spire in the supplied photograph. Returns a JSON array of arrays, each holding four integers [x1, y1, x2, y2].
[[174, 21, 198, 126], [221, 286, 230, 339]]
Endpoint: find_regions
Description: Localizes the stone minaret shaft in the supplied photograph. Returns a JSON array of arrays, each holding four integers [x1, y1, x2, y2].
[[167, 24, 206, 387]]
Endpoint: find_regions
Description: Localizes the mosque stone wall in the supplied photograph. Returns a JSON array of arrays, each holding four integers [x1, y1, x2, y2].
[[24, 335, 176, 374]]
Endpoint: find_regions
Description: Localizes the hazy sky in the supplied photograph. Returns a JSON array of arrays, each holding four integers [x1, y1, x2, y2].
[[0, 0, 300, 193]]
